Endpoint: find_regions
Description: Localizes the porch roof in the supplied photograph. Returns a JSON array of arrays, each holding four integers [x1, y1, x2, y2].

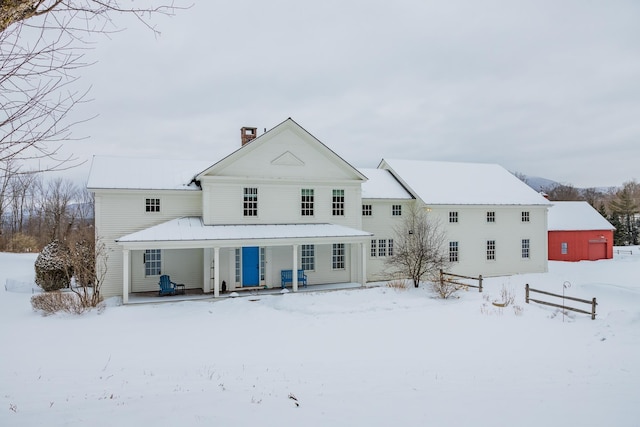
[[116, 217, 373, 249]]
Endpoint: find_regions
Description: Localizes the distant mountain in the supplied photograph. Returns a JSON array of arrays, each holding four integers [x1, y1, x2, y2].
[[523, 176, 559, 192]]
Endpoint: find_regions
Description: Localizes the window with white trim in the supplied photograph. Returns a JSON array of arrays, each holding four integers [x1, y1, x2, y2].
[[370, 240, 377, 257], [362, 204, 372, 216], [144, 249, 161, 276], [522, 239, 530, 259], [392, 205, 402, 216], [301, 189, 314, 216], [487, 240, 496, 260], [521, 211, 530, 222], [388, 239, 394, 256], [332, 189, 345, 216], [145, 198, 160, 212], [449, 241, 459, 262], [487, 211, 495, 223], [378, 239, 387, 257], [561, 242, 568, 255], [301, 244, 315, 271], [449, 211, 458, 223], [234, 249, 240, 282], [244, 187, 258, 216], [332, 243, 345, 269]]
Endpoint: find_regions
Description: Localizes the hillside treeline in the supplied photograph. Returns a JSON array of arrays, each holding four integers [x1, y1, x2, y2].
[[542, 180, 640, 246], [0, 172, 93, 252]]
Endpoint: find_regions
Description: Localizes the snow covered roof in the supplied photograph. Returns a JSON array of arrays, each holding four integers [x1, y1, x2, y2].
[[548, 201, 615, 231], [380, 159, 551, 206], [87, 156, 211, 190], [117, 217, 372, 245], [359, 168, 413, 199]]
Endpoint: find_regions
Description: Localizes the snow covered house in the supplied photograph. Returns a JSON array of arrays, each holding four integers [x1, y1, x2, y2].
[[547, 201, 615, 261], [377, 159, 551, 277], [87, 118, 550, 302]]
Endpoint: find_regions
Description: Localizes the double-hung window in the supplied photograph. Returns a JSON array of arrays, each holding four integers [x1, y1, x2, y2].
[[244, 187, 258, 216], [449, 241, 459, 262], [332, 243, 345, 269], [370, 240, 377, 257], [144, 249, 161, 276], [487, 211, 495, 223], [449, 211, 458, 223], [561, 242, 568, 255], [301, 244, 315, 271], [392, 205, 402, 216], [378, 239, 387, 257], [521, 211, 530, 222], [145, 198, 160, 212], [362, 204, 372, 216], [301, 189, 314, 216], [332, 190, 345, 216], [522, 239, 530, 259], [486, 240, 496, 260]]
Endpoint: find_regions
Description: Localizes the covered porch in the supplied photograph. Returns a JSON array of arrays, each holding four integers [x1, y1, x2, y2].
[[116, 217, 372, 304]]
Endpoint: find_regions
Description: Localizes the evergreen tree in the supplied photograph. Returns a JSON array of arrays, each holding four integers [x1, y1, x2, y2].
[[609, 186, 640, 245]]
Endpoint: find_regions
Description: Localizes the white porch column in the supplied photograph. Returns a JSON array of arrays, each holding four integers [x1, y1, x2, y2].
[[213, 247, 220, 298], [292, 244, 298, 292], [361, 242, 367, 286], [122, 249, 130, 304]]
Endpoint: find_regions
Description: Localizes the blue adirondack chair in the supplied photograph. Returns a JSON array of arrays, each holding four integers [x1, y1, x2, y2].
[[158, 275, 186, 296]]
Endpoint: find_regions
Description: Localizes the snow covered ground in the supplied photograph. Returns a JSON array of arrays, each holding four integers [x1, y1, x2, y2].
[[1, 250, 639, 426]]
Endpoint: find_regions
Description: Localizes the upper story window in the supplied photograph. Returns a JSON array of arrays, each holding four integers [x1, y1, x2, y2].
[[243, 187, 258, 216], [521, 211, 530, 222], [332, 189, 345, 216], [486, 240, 496, 260], [449, 241, 459, 262], [522, 239, 530, 259], [362, 204, 372, 216], [487, 211, 495, 223], [144, 249, 161, 276], [392, 205, 402, 216], [145, 198, 160, 212], [561, 242, 568, 254], [301, 189, 314, 216], [449, 211, 458, 223]]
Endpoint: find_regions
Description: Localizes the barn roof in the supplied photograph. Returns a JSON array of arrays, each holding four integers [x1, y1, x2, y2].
[[359, 168, 413, 199], [548, 201, 615, 231]]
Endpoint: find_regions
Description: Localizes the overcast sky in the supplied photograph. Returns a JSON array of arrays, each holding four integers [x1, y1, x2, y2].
[[57, 0, 640, 188]]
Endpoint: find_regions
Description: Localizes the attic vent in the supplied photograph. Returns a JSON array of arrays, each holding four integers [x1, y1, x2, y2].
[[241, 127, 257, 146]]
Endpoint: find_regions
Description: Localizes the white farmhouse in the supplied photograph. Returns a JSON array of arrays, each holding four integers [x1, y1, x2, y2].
[[87, 118, 550, 302]]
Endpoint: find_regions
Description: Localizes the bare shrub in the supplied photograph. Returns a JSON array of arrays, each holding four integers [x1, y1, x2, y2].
[[7, 233, 37, 252], [31, 291, 85, 315], [431, 278, 460, 299], [513, 305, 524, 316], [386, 279, 409, 290], [499, 285, 516, 307]]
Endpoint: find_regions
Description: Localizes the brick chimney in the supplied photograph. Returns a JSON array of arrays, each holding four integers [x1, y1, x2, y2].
[[241, 127, 257, 146]]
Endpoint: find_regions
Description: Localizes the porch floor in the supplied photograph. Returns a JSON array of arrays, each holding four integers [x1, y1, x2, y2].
[[127, 282, 367, 305]]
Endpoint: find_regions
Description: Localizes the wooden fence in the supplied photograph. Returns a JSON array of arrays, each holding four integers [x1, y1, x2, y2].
[[525, 284, 597, 320], [439, 270, 483, 292], [614, 249, 633, 255]]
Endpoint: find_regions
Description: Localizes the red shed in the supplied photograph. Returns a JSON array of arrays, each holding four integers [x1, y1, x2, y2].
[[548, 201, 615, 261]]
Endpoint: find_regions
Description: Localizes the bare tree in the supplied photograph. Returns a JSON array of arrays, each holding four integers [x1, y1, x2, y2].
[[1, 1, 180, 174], [544, 183, 582, 201], [41, 176, 77, 241], [386, 203, 449, 288]]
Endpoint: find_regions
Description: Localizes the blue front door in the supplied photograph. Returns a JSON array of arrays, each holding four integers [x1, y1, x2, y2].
[[242, 247, 259, 287]]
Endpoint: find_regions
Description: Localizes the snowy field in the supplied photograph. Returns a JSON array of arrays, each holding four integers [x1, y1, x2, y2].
[[1, 250, 639, 427]]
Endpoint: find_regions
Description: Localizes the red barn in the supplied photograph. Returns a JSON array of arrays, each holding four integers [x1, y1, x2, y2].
[[548, 201, 615, 261]]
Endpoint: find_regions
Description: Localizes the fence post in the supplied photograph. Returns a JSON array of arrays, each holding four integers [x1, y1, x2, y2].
[[478, 275, 483, 293], [525, 284, 529, 304], [592, 298, 597, 320]]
